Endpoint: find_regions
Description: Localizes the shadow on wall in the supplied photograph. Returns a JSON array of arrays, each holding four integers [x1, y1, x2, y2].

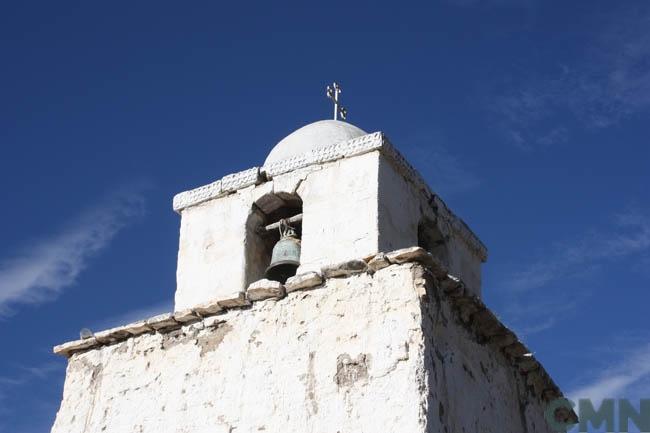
[[418, 273, 553, 432], [418, 217, 449, 267]]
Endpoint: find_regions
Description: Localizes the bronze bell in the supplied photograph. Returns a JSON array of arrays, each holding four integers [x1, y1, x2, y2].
[[265, 221, 301, 283]]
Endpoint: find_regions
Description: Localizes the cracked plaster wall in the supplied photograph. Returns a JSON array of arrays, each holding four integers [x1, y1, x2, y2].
[[175, 152, 383, 311], [175, 151, 483, 311], [52, 264, 552, 433], [418, 268, 554, 433]]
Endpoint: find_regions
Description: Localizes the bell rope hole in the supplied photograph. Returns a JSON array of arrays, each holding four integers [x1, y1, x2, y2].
[[418, 217, 450, 267], [245, 192, 303, 285]]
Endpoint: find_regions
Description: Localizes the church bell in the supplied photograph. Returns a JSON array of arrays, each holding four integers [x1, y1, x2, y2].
[[265, 221, 301, 283]]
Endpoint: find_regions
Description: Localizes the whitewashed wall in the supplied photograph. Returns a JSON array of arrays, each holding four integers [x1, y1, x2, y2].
[[52, 264, 553, 433], [297, 151, 381, 272], [175, 148, 483, 311], [175, 182, 273, 310], [377, 155, 483, 295]]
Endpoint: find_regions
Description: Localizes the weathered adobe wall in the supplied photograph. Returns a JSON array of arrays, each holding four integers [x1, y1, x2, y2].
[[418, 272, 554, 433], [175, 151, 382, 311], [376, 155, 483, 295], [176, 147, 485, 311], [51, 263, 556, 433]]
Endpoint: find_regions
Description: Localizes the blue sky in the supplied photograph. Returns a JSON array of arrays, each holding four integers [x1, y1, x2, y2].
[[1, 1, 649, 431]]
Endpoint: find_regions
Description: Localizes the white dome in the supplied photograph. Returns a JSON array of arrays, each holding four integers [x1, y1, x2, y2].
[[264, 120, 367, 166]]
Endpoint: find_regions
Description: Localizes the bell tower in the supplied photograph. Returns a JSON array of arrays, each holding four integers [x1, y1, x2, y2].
[[51, 109, 576, 433], [172, 119, 487, 311]]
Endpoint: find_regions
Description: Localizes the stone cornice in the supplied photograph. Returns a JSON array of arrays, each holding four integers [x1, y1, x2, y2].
[[172, 132, 487, 261], [52, 246, 573, 423], [172, 167, 263, 212]]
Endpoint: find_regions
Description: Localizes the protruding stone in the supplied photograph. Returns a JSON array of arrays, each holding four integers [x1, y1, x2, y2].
[[542, 388, 560, 403], [555, 405, 580, 425], [146, 313, 179, 331], [174, 309, 202, 324], [247, 279, 286, 301], [384, 247, 449, 278], [428, 256, 449, 279], [488, 333, 516, 349], [456, 299, 481, 324], [412, 265, 434, 298], [386, 246, 430, 265], [217, 292, 251, 309], [516, 354, 540, 373], [439, 275, 464, 297], [53, 337, 99, 358], [367, 253, 390, 272], [472, 310, 505, 338], [123, 320, 153, 336], [526, 370, 545, 395], [285, 271, 323, 293], [321, 259, 367, 278], [193, 300, 224, 317], [94, 325, 131, 344], [503, 342, 529, 359]]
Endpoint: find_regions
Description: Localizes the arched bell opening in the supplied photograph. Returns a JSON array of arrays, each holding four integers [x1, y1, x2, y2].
[[418, 217, 450, 267], [245, 192, 303, 285]]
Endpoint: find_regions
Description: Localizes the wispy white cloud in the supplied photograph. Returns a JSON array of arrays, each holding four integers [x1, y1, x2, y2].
[[506, 211, 650, 293], [499, 291, 581, 337], [0, 363, 62, 388], [569, 342, 650, 402], [498, 210, 650, 335], [0, 361, 64, 419], [493, 6, 650, 149], [516, 317, 556, 335], [0, 183, 148, 318], [92, 299, 173, 331]]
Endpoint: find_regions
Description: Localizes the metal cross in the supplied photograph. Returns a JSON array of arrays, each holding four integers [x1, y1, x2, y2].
[[326, 82, 347, 120]]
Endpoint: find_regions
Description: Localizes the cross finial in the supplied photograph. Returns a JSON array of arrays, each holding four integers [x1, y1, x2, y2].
[[326, 82, 347, 120]]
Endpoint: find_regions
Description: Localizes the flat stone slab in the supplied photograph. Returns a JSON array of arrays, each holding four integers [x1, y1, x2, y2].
[[517, 355, 540, 373], [367, 253, 390, 272], [193, 300, 224, 317], [247, 279, 286, 301], [217, 292, 251, 309], [321, 259, 367, 278], [53, 337, 98, 357], [503, 342, 529, 359], [386, 246, 428, 263], [94, 325, 131, 344], [385, 247, 448, 277], [488, 333, 516, 349], [285, 271, 323, 293], [439, 274, 464, 296], [173, 309, 202, 324], [146, 313, 179, 331], [123, 320, 153, 336]]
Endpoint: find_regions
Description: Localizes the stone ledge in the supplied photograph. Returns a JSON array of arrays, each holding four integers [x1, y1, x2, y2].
[[285, 271, 323, 292], [246, 279, 286, 301], [50, 246, 573, 421], [321, 259, 367, 278], [172, 167, 262, 213]]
